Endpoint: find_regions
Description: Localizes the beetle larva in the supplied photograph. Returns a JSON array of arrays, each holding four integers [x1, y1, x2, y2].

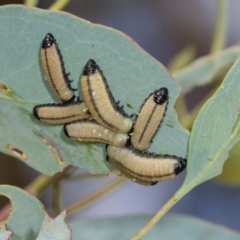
[[64, 120, 128, 147], [41, 33, 75, 102], [107, 145, 186, 186], [131, 88, 168, 151], [33, 101, 90, 124], [80, 59, 133, 133]]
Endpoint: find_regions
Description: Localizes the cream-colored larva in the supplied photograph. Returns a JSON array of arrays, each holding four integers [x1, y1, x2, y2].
[[33, 101, 90, 124], [131, 88, 168, 151], [41, 33, 75, 102], [80, 59, 133, 133], [107, 145, 186, 186], [64, 120, 128, 147]]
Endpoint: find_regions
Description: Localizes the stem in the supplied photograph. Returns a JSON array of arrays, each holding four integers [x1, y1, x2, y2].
[[66, 178, 125, 216], [25, 165, 72, 196], [168, 45, 196, 72], [49, 0, 70, 11], [210, 0, 228, 53], [52, 181, 62, 217], [24, 0, 38, 7], [63, 173, 105, 181], [129, 190, 185, 240]]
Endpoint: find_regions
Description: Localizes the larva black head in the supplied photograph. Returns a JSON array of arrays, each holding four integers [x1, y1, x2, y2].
[[174, 158, 187, 175], [153, 87, 169, 104], [33, 106, 40, 120], [42, 33, 55, 48], [83, 59, 98, 76]]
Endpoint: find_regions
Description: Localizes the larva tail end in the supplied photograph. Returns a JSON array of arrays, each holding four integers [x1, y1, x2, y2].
[[33, 106, 40, 120], [62, 94, 76, 103], [83, 59, 97, 76], [174, 158, 187, 175], [153, 87, 169, 104], [63, 124, 70, 138], [42, 33, 55, 48]]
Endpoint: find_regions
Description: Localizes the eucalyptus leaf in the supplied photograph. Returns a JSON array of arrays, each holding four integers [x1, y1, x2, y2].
[[0, 185, 46, 240], [179, 53, 240, 192], [173, 46, 240, 94], [0, 224, 13, 240], [0, 5, 188, 175], [69, 214, 240, 240], [36, 211, 71, 240]]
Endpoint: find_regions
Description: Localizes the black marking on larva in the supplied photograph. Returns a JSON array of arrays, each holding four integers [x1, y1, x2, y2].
[[68, 135, 113, 145], [174, 158, 187, 175], [83, 60, 130, 118], [126, 146, 186, 163], [112, 157, 174, 178], [129, 87, 168, 146], [33, 101, 85, 121], [64, 119, 117, 145], [138, 103, 158, 144], [42, 33, 76, 97], [109, 146, 187, 178], [125, 136, 132, 147], [130, 88, 169, 146], [153, 87, 169, 104], [33, 105, 40, 120], [44, 47, 60, 97], [86, 73, 116, 130], [42, 33, 55, 48], [130, 146, 187, 175], [63, 119, 92, 137], [129, 113, 138, 120], [83, 59, 97, 75], [63, 123, 70, 138]]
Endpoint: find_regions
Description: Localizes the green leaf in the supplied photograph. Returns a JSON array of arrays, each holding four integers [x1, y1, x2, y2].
[[0, 224, 13, 240], [173, 46, 240, 94], [180, 53, 240, 192], [0, 5, 188, 175], [0, 185, 46, 240], [69, 215, 240, 240], [36, 211, 71, 240], [129, 57, 240, 238]]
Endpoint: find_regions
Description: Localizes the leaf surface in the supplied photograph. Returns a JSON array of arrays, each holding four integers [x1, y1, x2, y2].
[[0, 185, 46, 240], [177, 53, 240, 195], [36, 211, 71, 240], [0, 5, 188, 175]]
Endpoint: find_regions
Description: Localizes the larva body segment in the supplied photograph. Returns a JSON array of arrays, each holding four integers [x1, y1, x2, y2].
[[64, 120, 128, 147], [80, 59, 133, 133], [41, 33, 75, 102], [107, 145, 186, 186], [33, 101, 90, 124], [131, 88, 168, 151]]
